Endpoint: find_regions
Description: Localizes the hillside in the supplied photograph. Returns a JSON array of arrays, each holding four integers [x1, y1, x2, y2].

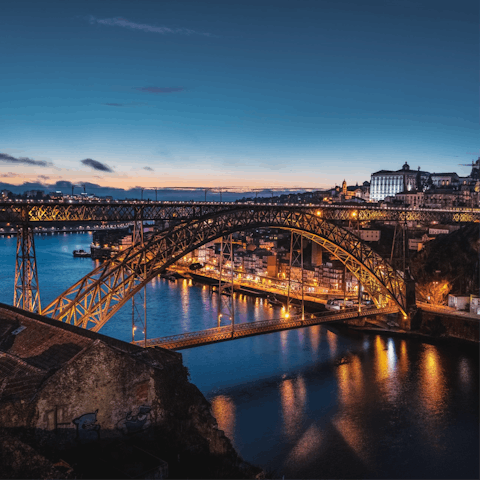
[[410, 223, 479, 295]]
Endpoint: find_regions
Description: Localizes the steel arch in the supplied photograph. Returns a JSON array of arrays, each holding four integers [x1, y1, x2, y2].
[[42, 206, 407, 331]]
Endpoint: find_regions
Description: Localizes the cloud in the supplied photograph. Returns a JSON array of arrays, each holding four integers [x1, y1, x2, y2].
[[0, 172, 20, 178], [36, 175, 52, 184], [0, 153, 52, 167], [87, 15, 211, 36], [81, 158, 113, 172], [143, 166, 154, 171], [135, 86, 185, 94]]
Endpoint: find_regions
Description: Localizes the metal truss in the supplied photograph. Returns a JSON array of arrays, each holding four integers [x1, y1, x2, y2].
[[217, 235, 235, 328], [14, 223, 41, 313], [1, 201, 478, 224], [286, 232, 305, 319], [42, 205, 410, 331]]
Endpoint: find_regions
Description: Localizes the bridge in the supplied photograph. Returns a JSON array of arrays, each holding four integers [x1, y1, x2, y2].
[[135, 306, 399, 350], [1, 199, 479, 224], [1, 200, 478, 339]]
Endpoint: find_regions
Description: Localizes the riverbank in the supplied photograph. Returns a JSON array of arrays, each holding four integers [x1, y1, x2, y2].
[[339, 309, 479, 345], [181, 270, 480, 344]]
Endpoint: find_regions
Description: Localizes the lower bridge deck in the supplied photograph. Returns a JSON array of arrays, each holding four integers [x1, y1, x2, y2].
[[134, 306, 399, 350]]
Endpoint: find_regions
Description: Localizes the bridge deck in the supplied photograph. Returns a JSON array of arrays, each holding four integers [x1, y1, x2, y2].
[[135, 306, 399, 350]]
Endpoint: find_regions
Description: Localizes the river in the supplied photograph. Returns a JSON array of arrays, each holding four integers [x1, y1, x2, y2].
[[0, 233, 478, 478]]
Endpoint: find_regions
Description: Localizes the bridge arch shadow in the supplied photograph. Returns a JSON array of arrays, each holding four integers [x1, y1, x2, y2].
[[42, 206, 406, 331]]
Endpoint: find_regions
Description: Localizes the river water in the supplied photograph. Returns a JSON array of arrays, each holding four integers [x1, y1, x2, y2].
[[0, 233, 478, 479]]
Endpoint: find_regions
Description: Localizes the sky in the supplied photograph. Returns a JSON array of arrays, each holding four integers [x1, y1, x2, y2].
[[1, 0, 478, 196]]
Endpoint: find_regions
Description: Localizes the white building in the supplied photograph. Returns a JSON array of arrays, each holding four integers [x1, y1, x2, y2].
[[370, 163, 429, 202], [447, 294, 470, 311]]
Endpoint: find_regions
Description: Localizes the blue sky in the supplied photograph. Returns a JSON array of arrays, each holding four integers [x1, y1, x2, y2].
[[1, 0, 478, 192]]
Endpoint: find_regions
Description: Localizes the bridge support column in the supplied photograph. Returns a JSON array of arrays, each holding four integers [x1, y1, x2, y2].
[[14, 221, 41, 313], [132, 209, 147, 346], [217, 235, 235, 329], [399, 270, 418, 330]]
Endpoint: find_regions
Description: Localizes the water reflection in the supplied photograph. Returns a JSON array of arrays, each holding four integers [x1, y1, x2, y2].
[[398, 339, 409, 376], [210, 395, 236, 446], [374, 335, 390, 383], [326, 329, 337, 356], [280, 376, 307, 439], [333, 415, 370, 467], [420, 345, 446, 415], [308, 326, 321, 356], [387, 338, 396, 372], [286, 423, 322, 466], [459, 357, 471, 393], [336, 355, 364, 407]]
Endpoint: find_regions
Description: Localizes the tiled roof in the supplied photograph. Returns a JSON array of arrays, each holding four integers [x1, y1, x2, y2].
[[0, 308, 93, 372], [0, 353, 46, 401]]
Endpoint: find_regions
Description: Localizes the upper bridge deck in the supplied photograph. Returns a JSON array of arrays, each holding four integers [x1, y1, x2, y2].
[[1, 199, 479, 224]]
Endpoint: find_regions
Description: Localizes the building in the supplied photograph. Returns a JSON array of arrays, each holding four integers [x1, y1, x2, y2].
[[447, 294, 470, 311], [469, 295, 480, 315], [370, 163, 429, 202], [0, 303, 248, 478], [394, 191, 424, 208], [430, 172, 460, 187], [346, 228, 381, 242]]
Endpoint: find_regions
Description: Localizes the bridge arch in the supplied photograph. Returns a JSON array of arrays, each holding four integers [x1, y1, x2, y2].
[[42, 206, 406, 331]]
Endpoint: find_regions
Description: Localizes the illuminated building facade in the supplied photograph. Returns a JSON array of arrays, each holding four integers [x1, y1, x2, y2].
[[370, 162, 429, 202]]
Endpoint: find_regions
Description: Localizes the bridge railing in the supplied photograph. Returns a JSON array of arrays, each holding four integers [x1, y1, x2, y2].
[[134, 305, 398, 348]]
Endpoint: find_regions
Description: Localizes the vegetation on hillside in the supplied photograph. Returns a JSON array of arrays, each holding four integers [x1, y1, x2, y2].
[[410, 224, 479, 298]]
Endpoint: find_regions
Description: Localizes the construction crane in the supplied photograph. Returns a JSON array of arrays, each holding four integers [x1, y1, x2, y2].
[[458, 157, 480, 179]]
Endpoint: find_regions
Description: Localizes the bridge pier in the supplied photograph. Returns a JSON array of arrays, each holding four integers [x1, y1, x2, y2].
[[14, 217, 41, 313], [400, 269, 418, 331]]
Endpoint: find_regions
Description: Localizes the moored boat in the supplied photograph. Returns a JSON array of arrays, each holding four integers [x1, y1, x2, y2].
[[73, 249, 91, 258]]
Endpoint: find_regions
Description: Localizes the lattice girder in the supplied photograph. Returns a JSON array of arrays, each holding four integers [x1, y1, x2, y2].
[[43, 206, 408, 331], [1, 200, 479, 225]]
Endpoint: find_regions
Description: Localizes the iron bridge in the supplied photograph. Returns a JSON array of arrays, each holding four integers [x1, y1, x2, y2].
[[4, 200, 478, 335], [136, 306, 399, 350]]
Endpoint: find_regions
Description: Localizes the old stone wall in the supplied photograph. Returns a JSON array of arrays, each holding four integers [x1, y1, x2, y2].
[[35, 341, 157, 446], [416, 309, 479, 342]]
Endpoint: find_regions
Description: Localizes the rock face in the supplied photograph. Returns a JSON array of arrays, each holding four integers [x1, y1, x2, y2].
[[0, 303, 261, 478], [411, 224, 479, 295]]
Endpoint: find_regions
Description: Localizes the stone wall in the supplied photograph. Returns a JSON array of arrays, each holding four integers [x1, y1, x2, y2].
[[416, 309, 479, 342]]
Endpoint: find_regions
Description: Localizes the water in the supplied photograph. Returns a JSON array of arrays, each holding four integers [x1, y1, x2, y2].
[[1, 234, 478, 478]]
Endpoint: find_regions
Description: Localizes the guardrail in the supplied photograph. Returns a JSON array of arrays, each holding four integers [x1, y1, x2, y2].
[[134, 305, 399, 349]]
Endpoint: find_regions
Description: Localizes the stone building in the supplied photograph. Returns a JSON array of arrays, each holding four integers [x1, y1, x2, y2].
[[0, 303, 259, 478]]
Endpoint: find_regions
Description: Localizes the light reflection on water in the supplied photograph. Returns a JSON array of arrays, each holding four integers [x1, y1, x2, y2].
[[211, 395, 236, 447], [420, 344, 447, 416], [280, 376, 307, 439], [0, 234, 478, 479]]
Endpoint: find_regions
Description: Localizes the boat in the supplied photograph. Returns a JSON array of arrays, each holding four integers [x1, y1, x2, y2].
[[73, 249, 91, 258]]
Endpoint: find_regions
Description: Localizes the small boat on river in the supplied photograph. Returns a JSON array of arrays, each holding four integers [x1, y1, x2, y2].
[[73, 249, 91, 258]]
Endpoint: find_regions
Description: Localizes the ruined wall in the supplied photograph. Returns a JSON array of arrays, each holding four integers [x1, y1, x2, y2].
[[34, 340, 157, 446]]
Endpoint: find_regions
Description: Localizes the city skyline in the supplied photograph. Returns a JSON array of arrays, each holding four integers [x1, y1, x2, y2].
[[2, 0, 478, 191]]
